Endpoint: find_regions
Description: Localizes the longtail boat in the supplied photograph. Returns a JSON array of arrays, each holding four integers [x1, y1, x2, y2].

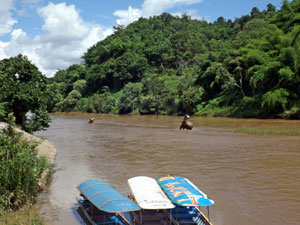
[[77, 179, 140, 225], [128, 176, 175, 225], [157, 176, 214, 225]]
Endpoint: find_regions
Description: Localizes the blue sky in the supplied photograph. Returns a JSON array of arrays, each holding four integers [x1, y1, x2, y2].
[[0, 0, 284, 76]]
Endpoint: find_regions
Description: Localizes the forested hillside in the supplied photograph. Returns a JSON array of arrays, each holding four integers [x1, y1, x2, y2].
[[46, 0, 300, 119]]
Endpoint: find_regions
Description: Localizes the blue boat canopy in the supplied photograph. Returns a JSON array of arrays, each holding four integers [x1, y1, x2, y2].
[[157, 176, 214, 207], [78, 179, 140, 213]]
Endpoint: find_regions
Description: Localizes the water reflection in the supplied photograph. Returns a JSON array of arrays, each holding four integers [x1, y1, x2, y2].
[[37, 114, 300, 225]]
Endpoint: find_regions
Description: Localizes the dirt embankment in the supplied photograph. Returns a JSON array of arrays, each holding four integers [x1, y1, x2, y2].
[[0, 122, 57, 162]]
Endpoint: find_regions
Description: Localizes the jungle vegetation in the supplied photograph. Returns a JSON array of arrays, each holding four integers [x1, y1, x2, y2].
[[46, 0, 300, 119], [0, 114, 55, 215]]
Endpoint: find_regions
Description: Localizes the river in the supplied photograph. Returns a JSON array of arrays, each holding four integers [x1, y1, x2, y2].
[[36, 114, 300, 225]]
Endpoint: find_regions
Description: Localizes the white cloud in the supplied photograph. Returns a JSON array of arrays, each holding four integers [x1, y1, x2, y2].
[[0, 41, 9, 59], [0, 0, 17, 36], [185, 9, 209, 21], [114, 6, 141, 26], [0, 2, 113, 77], [31, 2, 113, 75], [113, 0, 204, 26], [142, 0, 203, 17], [37, 3, 88, 42], [0, 0, 205, 77]]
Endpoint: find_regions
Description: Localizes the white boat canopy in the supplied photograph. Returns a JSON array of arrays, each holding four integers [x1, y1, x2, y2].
[[128, 176, 175, 210]]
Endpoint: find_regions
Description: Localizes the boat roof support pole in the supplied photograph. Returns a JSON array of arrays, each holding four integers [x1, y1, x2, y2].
[[207, 206, 210, 221]]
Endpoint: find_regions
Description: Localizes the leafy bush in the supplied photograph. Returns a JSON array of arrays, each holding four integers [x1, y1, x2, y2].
[[0, 120, 55, 214], [0, 102, 8, 122]]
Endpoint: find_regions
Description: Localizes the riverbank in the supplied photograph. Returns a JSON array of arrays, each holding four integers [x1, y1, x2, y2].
[[0, 122, 57, 193], [0, 122, 57, 224], [0, 122, 57, 162]]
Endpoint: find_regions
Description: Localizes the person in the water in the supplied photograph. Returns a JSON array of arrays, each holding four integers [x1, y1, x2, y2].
[[180, 114, 193, 130]]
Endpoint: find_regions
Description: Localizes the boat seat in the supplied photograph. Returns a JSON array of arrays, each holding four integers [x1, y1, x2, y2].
[[177, 222, 198, 225], [171, 207, 196, 214], [91, 212, 116, 217], [94, 221, 116, 225], [172, 213, 199, 218], [171, 208, 189, 213]]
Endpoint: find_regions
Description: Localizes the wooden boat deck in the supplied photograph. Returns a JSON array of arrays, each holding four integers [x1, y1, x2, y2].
[[132, 209, 172, 225]]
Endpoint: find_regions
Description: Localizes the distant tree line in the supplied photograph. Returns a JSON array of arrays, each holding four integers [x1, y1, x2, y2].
[[45, 0, 300, 119], [1, 0, 300, 124]]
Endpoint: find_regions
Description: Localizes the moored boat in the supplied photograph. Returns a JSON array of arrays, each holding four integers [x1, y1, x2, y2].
[[128, 176, 175, 225], [77, 179, 140, 225], [157, 176, 214, 225]]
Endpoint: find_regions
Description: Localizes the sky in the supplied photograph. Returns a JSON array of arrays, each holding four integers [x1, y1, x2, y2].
[[0, 0, 285, 77]]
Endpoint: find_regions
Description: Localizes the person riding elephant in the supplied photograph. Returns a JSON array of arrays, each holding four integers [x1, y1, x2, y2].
[[180, 115, 193, 130]]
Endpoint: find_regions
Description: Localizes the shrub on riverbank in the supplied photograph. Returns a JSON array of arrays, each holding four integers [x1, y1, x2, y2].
[[0, 118, 55, 214]]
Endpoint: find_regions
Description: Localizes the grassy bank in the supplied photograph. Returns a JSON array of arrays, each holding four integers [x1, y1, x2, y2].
[[0, 118, 55, 217]]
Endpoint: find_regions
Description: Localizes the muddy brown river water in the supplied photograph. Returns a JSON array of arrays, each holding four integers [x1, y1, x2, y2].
[[35, 114, 300, 225]]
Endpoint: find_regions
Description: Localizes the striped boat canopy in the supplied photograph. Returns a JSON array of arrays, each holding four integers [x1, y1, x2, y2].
[[157, 176, 214, 207], [77, 179, 140, 213]]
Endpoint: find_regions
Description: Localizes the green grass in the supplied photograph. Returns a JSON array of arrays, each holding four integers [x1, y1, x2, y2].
[[235, 127, 300, 136], [0, 208, 44, 225], [0, 119, 55, 213]]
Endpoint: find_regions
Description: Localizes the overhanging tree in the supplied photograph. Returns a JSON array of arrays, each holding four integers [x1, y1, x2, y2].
[[0, 54, 50, 132]]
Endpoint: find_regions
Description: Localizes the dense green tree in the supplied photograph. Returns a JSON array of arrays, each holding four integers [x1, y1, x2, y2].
[[267, 3, 276, 12], [73, 79, 87, 93], [0, 55, 50, 132], [235, 19, 273, 46], [251, 7, 262, 18], [44, 82, 64, 112], [118, 82, 143, 114], [56, 90, 82, 112], [0, 102, 8, 122], [139, 74, 167, 114]]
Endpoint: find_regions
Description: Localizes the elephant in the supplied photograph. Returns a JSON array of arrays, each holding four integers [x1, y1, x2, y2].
[[179, 115, 193, 130], [88, 118, 95, 123]]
